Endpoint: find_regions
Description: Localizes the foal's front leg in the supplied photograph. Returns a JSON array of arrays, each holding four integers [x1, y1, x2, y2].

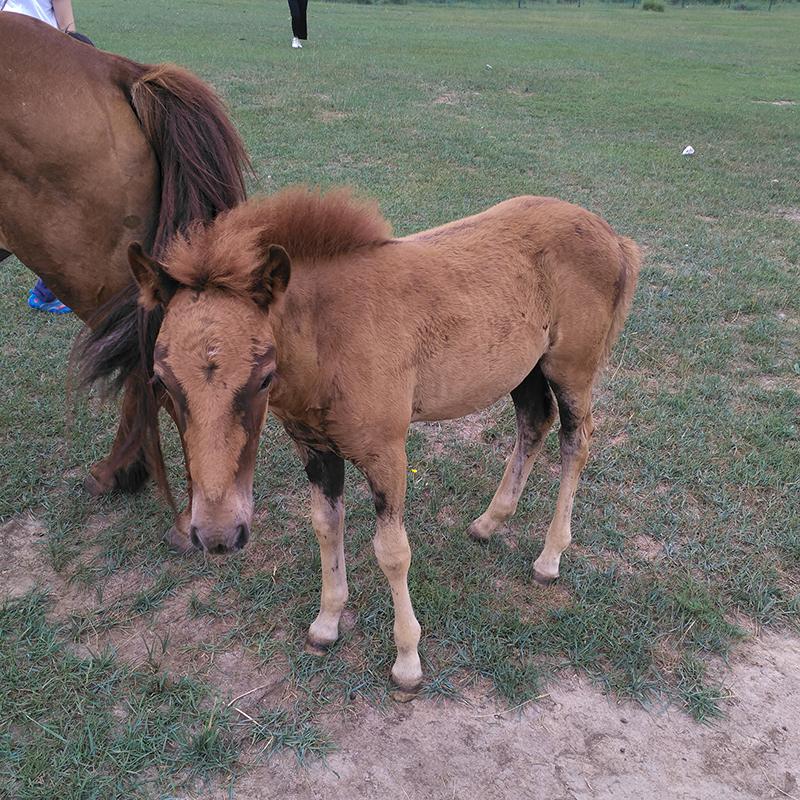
[[363, 443, 423, 697], [297, 446, 348, 654]]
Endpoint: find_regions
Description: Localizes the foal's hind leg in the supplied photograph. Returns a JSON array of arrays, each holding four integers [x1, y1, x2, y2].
[[468, 364, 557, 541], [532, 369, 595, 585]]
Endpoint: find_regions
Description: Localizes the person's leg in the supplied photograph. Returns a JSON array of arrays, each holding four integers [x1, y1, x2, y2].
[[288, 0, 308, 44], [296, 0, 308, 39]]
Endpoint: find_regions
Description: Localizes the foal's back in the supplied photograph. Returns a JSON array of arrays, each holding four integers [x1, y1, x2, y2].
[[326, 195, 635, 422], [404, 195, 628, 310]]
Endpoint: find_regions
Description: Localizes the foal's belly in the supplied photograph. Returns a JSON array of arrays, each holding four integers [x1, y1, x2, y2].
[[410, 335, 547, 423]]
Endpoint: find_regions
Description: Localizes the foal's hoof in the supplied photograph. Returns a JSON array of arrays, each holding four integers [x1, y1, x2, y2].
[[390, 679, 422, 703], [533, 569, 558, 587], [304, 635, 333, 657], [163, 526, 198, 555], [390, 666, 423, 703]]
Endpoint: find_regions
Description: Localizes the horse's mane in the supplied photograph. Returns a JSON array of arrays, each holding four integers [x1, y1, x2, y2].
[[163, 186, 393, 295]]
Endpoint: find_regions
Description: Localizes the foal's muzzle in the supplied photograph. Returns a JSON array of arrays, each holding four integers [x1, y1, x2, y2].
[[190, 523, 250, 554]]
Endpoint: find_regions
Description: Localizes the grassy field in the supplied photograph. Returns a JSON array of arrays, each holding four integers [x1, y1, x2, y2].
[[1, 0, 799, 797]]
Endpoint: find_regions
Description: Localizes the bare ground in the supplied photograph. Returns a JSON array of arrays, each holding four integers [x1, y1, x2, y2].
[[206, 633, 800, 800], [2, 515, 799, 800]]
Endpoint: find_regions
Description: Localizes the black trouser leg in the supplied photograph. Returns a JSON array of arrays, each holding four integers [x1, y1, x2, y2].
[[287, 0, 308, 39]]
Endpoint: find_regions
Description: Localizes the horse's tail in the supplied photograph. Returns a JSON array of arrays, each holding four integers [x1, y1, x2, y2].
[[602, 236, 642, 363], [74, 62, 249, 504]]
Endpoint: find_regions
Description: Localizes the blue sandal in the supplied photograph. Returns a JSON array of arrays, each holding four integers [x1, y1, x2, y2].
[[28, 289, 72, 314]]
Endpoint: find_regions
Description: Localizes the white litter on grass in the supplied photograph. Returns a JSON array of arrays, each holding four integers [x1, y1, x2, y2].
[[485, 64, 493, 70], [682, 145, 695, 156]]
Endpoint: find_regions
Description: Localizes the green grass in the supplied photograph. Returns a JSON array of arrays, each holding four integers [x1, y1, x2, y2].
[[1, 0, 799, 796]]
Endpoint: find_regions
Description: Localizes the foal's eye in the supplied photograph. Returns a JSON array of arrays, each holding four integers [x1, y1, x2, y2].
[[259, 372, 274, 392]]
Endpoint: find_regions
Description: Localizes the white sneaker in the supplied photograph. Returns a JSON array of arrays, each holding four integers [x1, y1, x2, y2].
[[292, 37, 302, 49]]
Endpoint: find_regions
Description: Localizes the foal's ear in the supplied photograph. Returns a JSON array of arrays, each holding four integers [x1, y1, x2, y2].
[[252, 244, 291, 309], [128, 242, 180, 310]]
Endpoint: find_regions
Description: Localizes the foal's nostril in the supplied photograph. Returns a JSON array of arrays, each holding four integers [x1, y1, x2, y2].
[[190, 526, 201, 549], [234, 524, 250, 550], [211, 542, 228, 555]]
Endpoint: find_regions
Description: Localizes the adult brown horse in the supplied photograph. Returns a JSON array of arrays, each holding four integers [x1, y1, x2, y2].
[[0, 13, 248, 507], [103, 186, 640, 695]]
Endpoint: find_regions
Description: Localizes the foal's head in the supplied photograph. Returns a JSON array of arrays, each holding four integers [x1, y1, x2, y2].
[[129, 233, 290, 554], [129, 187, 391, 553]]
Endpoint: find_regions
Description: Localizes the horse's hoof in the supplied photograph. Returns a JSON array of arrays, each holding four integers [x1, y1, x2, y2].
[[304, 635, 333, 657], [467, 522, 491, 542], [163, 526, 197, 555], [533, 569, 557, 587], [84, 473, 112, 497]]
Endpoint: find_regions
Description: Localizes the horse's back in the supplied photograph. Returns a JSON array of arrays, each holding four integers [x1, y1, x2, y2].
[[0, 13, 157, 316]]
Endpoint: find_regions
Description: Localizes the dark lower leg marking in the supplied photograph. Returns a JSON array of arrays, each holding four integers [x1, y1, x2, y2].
[[303, 447, 345, 503], [468, 362, 558, 540], [372, 489, 388, 518], [532, 374, 594, 582], [113, 453, 150, 493], [510, 363, 557, 445], [299, 445, 348, 651]]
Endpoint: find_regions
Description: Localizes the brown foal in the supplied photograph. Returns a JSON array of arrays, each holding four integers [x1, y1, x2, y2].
[[123, 187, 641, 693]]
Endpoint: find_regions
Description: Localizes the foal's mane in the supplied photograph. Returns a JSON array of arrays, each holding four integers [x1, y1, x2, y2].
[[164, 186, 393, 295]]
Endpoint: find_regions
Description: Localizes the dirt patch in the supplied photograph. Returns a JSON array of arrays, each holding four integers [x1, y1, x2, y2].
[[757, 375, 800, 393], [721, 312, 759, 329], [435, 504, 459, 528], [319, 110, 348, 122], [776, 207, 800, 223], [0, 513, 132, 621], [0, 514, 51, 598], [416, 403, 510, 456], [5, 514, 800, 800], [432, 91, 477, 106], [192, 631, 800, 800], [504, 579, 573, 624], [433, 92, 458, 105], [628, 533, 663, 562]]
